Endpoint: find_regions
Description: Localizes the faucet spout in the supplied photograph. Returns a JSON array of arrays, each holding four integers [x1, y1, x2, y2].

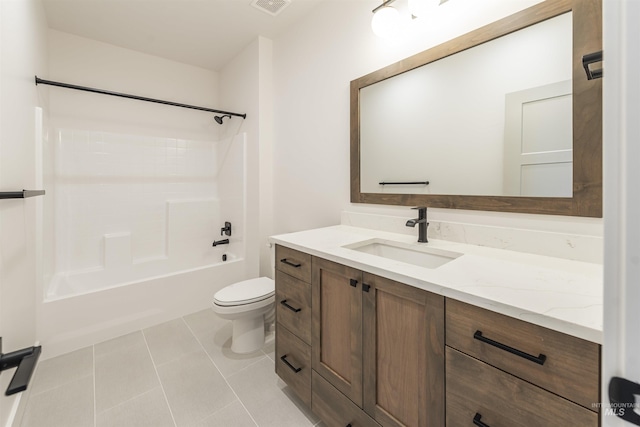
[[212, 239, 230, 247], [405, 218, 427, 227], [406, 207, 429, 243]]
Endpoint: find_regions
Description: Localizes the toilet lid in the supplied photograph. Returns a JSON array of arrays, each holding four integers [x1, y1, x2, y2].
[[213, 277, 275, 307]]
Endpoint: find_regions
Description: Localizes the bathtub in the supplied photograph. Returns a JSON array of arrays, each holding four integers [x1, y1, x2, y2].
[[38, 256, 248, 359]]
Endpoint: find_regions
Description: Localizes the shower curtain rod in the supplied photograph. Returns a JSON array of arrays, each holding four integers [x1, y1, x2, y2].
[[35, 76, 247, 119]]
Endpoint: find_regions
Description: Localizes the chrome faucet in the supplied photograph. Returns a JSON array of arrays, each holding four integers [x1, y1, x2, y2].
[[406, 207, 429, 243]]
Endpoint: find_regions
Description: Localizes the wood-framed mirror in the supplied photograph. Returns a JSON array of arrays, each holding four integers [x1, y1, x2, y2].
[[350, 0, 602, 217]]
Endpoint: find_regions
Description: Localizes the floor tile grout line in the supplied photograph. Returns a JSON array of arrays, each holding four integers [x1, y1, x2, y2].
[[181, 316, 260, 427], [25, 371, 94, 400], [192, 399, 246, 426], [141, 328, 179, 427], [224, 353, 268, 381], [26, 349, 96, 400], [96, 387, 168, 416]]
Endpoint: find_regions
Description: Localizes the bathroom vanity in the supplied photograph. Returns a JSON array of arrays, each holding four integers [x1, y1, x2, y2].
[[271, 225, 601, 427]]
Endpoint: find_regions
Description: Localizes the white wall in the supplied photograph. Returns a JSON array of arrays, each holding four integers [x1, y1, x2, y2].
[[272, 0, 602, 242], [0, 0, 48, 424], [47, 30, 220, 140], [219, 37, 274, 278]]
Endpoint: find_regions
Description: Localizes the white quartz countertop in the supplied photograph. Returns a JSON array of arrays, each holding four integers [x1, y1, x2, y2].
[[269, 225, 603, 344]]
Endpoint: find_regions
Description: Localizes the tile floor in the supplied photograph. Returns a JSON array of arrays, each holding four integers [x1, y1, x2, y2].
[[19, 309, 322, 427]]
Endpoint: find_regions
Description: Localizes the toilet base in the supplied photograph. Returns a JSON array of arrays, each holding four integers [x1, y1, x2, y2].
[[231, 315, 266, 354]]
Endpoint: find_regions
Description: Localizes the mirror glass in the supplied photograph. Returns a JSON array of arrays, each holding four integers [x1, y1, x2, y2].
[[359, 13, 572, 197]]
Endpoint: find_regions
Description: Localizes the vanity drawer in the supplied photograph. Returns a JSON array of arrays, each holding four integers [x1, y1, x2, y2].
[[312, 371, 380, 427], [446, 299, 599, 409], [275, 270, 312, 344], [446, 347, 598, 427], [275, 245, 312, 283], [275, 324, 311, 407]]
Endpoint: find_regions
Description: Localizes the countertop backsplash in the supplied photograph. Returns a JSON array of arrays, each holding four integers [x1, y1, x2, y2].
[[341, 210, 603, 264]]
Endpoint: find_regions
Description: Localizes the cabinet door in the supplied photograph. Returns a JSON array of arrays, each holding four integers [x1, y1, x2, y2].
[[362, 273, 445, 427], [312, 257, 363, 407]]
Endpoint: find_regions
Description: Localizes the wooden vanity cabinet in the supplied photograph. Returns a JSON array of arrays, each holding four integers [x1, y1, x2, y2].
[[274, 246, 313, 407], [274, 245, 600, 427], [311, 256, 445, 427], [445, 299, 600, 427]]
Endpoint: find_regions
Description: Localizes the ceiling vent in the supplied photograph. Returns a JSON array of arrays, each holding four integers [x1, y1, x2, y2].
[[250, 0, 291, 16]]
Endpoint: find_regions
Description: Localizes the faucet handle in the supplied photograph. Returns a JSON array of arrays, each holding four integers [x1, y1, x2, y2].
[[220, 221, 232, 236]]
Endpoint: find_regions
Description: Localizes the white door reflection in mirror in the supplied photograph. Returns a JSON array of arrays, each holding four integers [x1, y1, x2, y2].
[[503, 80, 573, 197]]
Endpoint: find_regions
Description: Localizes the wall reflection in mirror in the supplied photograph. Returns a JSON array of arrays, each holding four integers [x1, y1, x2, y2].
[[360, 12, 572, 197]]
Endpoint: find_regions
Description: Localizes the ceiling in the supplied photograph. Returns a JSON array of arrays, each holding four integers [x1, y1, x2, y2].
[[42, 0, 327, 71]]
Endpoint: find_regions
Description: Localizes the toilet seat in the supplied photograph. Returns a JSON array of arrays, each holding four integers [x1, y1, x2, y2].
[[213, 277, 275, 307]]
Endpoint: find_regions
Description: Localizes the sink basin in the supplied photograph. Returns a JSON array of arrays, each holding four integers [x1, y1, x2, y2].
[[344, 240, 461, 269]]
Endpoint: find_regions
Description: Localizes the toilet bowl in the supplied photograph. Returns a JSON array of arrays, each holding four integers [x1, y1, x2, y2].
[[212, 277, 275, 354]]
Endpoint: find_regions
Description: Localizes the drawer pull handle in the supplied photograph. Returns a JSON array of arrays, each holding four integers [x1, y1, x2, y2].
[[280, 299, 302, 313], [473, 413, 490, 427], [346, 424, 352, 427], [280, 354, 302, 373], [350, 279, 358, 287], [280, 258, 301, 268], [474, 330, 547, 365]]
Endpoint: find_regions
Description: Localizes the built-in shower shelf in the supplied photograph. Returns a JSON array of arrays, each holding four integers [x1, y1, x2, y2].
[[0, 190, 45, 199]]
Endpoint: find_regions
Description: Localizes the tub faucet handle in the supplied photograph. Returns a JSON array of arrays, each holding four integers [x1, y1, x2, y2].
[[221, 222, 232, 236]]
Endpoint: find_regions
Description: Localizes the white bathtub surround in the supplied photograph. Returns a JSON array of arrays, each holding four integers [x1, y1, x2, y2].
[[270, 225, 603, 344], [38, 132, 249, 358], [341, 210, 603, 264], [48, 129, 241, 297]]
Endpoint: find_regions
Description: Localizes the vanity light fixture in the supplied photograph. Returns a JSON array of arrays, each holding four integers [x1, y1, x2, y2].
[[371, 0, 449, 38], [371, 1, 401, 38]]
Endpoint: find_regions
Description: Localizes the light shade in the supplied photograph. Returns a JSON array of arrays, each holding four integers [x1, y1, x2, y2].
[[371, 6, 401, 38]]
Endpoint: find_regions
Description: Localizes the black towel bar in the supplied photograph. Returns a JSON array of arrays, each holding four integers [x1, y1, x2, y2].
[[0, 338, 42, 396], [0, 190, 45, 199], [379, 181, 429, 186]]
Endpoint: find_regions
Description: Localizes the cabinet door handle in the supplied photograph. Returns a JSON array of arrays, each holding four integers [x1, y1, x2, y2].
[[280, 299, 302, 313], [473, 330, 546, 365], [349, 279, 358, 287], [280, 355, 302, 373], [280, 258, 301, 268], [346, 424, 352, 427], [473, 413, 490, 427], [362, 283, 371, 292]]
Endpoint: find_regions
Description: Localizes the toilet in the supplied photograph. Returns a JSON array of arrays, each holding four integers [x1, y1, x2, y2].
[[212, 276, 275, 354]]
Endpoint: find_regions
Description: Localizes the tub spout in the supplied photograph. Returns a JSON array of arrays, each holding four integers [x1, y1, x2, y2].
[[212, 239, 230, 247]]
